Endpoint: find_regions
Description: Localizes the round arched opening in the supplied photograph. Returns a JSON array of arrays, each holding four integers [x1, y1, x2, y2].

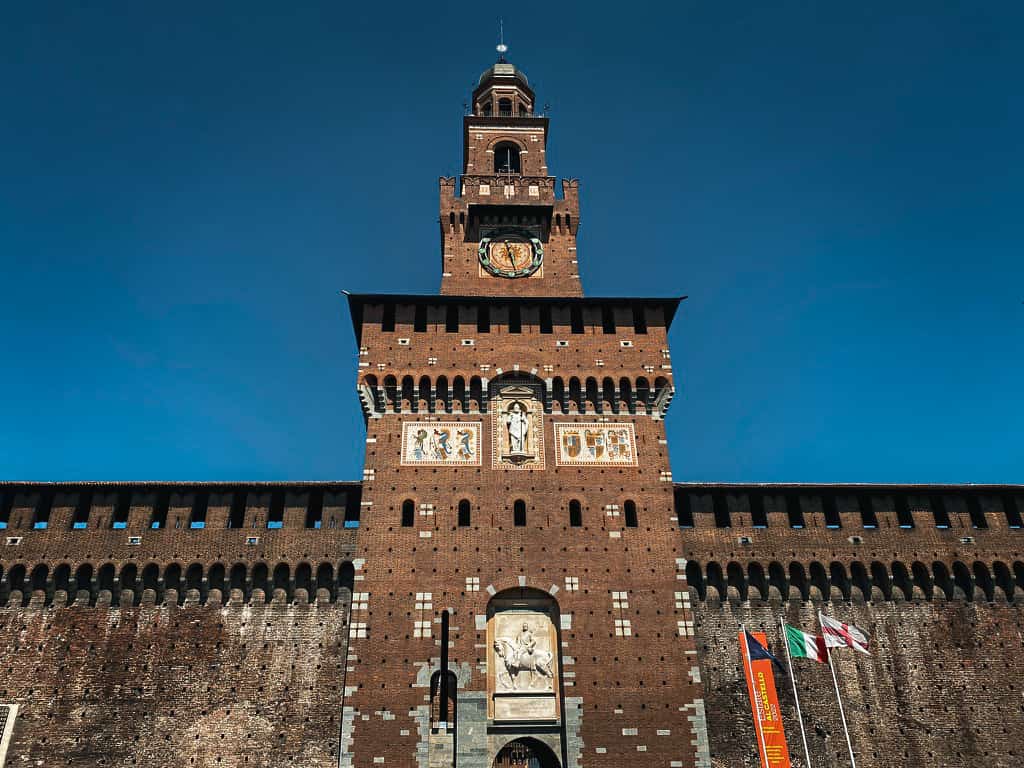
[[493, 738, 560, 768]]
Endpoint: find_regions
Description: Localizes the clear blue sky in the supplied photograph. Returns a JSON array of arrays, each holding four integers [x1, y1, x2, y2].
[[2, 2, 1021, 483]]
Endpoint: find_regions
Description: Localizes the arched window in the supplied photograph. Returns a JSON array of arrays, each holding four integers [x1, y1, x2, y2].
[[624, 500, 638, 528], [569, 499, 582, 527], [494, 142, 521, 173], [482, 101, 492, 116], [513, 499, 526, 527], [458, 499, 471, 527], [401, 499, 415, 527]]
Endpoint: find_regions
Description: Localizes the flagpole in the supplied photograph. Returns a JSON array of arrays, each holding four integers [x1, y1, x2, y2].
[[780, 616, 813, 768], [820, 614, 857, 768], [741, 624, 771, 768]]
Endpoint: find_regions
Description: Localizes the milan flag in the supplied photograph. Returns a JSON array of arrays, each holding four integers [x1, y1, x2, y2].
[[819, 612, 870, 655]]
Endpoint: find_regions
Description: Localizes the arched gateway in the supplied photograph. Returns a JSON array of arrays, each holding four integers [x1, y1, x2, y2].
[[493, 738, 560, 768]]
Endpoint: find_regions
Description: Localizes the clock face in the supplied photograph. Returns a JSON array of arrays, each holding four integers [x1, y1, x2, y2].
[[478, 232, 543, 278]]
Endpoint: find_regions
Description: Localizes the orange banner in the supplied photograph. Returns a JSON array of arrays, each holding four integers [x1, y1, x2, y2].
[[739, 630, 791, 768]]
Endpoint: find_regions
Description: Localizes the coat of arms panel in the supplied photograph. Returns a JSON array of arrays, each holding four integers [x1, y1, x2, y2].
[[401, 421, 481, 466], [553, 422, 638, 466]]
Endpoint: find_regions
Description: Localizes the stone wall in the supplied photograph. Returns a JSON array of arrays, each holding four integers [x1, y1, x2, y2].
[[0, 601, 351, 767], [693, 597, 1024, 768]]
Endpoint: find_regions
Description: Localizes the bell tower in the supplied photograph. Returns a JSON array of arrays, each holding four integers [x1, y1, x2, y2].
[[440, 48, 582, 297], [343, 44, 702, 768]]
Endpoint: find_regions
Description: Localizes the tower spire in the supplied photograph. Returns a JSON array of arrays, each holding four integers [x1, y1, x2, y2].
[[496, 18, 507, 62]]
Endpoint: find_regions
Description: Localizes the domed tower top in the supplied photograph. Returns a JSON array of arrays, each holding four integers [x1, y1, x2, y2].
[[472, 46, 536, 117]]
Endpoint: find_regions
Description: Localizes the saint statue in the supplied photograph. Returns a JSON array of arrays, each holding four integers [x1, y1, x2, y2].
[[505, 401, 530, 455]]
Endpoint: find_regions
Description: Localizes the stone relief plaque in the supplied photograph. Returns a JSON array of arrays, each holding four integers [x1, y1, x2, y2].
[[490, 386, 545, 470], [553, 422, 638, 466], [400, 422, 481, 466], [489, 608, 559, 722]]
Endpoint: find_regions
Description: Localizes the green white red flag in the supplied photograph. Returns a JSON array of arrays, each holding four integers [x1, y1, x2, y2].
[[819, 612, 870, 655], [783, 623, 826, 663]]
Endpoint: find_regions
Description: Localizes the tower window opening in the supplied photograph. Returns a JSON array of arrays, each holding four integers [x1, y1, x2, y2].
[[966, 495, 987, 529], [477, 305, 490, 333], [624, 500, 638, 528], [71, 492, 91, 530], [445, 305, 459, 332], [513, 499, 526, 527], [0, 491, 12, 529], [674, 488, 694, 528], [228, 490, 246, 529], [894, 495, 913, 528], [150, 491, 169, 530], [632, 306, 648, 334], [305, 490, 324, 529], [570, 305, 584, 334], [508, 304, 522, 333], [482, 101, 492, 117], [267, 491, 285, 529], [402, 499, 415, 527], [859, 495, 879, 529], [823, 495, 841, 529], [458, 499, 471, 527], [601, 306, 616, 334], [712, 494, 731, 528], [189, 491, 209, 530], [112, 492, 130, 530], [1004, 494, 1023, 529], [381, 303, 396, 332], [498, 98, 512, 116], [931, 495, 951, 529], [569, 499, 582, 527], [539, 305, 553, 334], [786, 494, 805, 529], [414, 304, 427, 332], [749, 493, 767, 529], [494, 142, 521, 174]]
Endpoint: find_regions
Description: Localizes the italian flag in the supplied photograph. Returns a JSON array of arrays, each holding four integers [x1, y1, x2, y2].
[[784, 623, 827, 663]]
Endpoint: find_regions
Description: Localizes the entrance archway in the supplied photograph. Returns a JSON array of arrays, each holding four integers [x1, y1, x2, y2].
[[492, 738, 560, 768]]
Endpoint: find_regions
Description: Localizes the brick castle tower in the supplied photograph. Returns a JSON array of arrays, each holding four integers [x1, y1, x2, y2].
[[341, 49, 706, 768]]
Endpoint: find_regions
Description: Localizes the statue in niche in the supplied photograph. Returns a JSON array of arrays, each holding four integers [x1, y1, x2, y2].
[[493, 620, 554, 691], [504, 400, 532, 457]]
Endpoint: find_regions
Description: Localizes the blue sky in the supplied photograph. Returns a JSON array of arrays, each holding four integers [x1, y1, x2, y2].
[[1, 2, 1021, 483]]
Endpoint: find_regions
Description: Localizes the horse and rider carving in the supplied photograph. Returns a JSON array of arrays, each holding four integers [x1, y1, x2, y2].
[[493, 621, 555, 690]]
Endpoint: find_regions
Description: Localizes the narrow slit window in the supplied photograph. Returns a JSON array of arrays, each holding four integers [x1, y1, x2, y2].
[[570, 305, 584, 334], [445, 305, 459, 333], [477, 306, 490, 333], [749, 493, 767, 528], [458, 499, 471, 527], [513, 499, 526, 527], [601, 306, 616, 334], [569, 499, 582, 527], [414, 304, 427, 332], [624, 500, 638, 528], [632, 306, 647, 334], [402, 499, 415, 527]]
